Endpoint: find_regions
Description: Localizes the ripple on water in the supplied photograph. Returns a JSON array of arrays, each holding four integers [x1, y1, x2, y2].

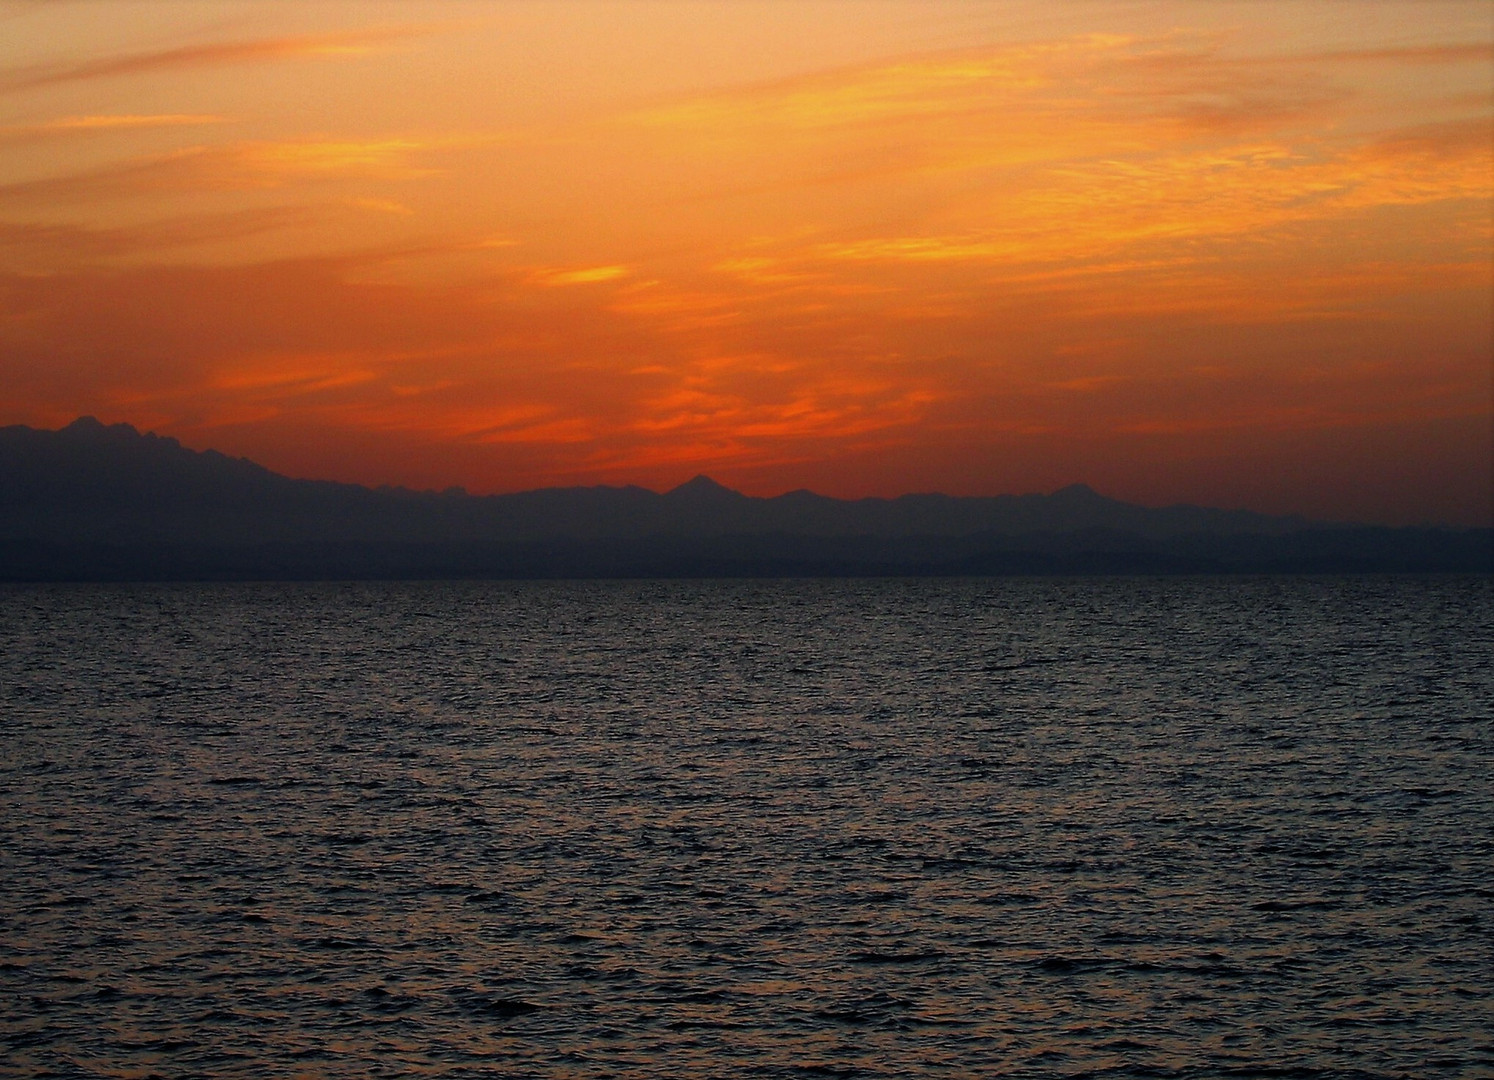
[[0, 576, 1490, 1078]]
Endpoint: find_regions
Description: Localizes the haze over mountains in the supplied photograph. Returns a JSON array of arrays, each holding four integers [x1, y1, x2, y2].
[[1, 418, 1488, 579]]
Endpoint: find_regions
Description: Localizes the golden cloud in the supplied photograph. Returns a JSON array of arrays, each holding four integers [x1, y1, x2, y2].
[[0, 28, 422, 95], [0, 139, 434, 204]]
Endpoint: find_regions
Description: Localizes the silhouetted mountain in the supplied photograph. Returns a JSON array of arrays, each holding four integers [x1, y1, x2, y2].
[[0, 418, 1487, 579], [667, 474, 745, 500]]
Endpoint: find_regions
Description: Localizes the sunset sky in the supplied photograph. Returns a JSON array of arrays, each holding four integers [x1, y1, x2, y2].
[[1, 0, 1489, 524]]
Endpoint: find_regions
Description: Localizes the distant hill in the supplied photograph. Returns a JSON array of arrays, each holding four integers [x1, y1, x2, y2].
[[0, 418, 1488, 580]]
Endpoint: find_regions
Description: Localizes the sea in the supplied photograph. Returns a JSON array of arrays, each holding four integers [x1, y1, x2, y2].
[[1, 576, 1490, 1079]]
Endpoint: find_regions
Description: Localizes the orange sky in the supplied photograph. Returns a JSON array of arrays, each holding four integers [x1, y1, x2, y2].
[[1, 0, 1490, 524]]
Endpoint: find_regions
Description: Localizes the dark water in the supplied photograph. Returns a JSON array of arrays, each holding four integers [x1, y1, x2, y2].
[[1, 577, 1490, 1079]]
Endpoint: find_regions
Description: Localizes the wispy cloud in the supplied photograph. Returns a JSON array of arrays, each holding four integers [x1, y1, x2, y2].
[[0, 206, 312, 264], [599, 28, 1490, 300], [1287, 42, 1494, 66], [622, 30, 1493, 187], [625, 37, 1103, 134], [0, 114, 228, 144], [622, 31, 1352, 141], [0, 27, 420, 95], [0, 138, 433, 204], [539, 265, 630, 286]]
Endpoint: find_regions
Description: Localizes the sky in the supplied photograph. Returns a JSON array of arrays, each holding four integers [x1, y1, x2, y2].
[[0, 0, 1489, 525]]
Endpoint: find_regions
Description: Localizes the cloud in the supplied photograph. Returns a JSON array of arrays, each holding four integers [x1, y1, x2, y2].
[[0, 207, 313, 267], [625, 35, 1137, 134], [0, 114, 229, 144], [0, 249, 948, 484], [0, 139, 433, 204], [600, 29, 1384, 223], [0, 28, 420, 95], [613, 28, 1494, 221], [540, 265, 629, 286], [623, 31, 1346, 145], [668, 100, 1489, 298], [1291, 42, 1494, 66]]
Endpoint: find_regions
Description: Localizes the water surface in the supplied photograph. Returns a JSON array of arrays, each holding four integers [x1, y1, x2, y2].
[[2, 577, 1490, 1078]]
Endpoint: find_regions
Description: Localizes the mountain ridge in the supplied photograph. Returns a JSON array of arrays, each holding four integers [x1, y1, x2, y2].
[[1, 417, 1314, 540], [1, 418, 1487, 579]]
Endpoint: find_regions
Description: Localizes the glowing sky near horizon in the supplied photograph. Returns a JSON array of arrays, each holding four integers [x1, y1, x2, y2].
[[1, 0, 1489, 524]]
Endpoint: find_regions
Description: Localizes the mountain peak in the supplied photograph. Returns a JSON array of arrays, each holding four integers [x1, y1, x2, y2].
[[666, 474, 742, 499], [62, 416, 142, 440], [1050, 482, 1105, 501]]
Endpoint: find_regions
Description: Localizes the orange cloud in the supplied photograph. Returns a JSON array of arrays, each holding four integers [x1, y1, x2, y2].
[[0, 114, 229, 144], [1289, 42, 1494, 66], [0, 139, 434, 204], [0, 207, 311, 267], [0, 28, 420, 95], [624, 31, 1332, 152], [540, 265, 630, 286]]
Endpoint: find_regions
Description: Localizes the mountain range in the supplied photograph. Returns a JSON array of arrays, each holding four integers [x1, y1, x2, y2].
[[1, 417, 1488, 579]]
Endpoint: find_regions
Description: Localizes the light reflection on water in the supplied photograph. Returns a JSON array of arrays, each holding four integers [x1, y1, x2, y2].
[[1, 577, 1490, 1078]]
